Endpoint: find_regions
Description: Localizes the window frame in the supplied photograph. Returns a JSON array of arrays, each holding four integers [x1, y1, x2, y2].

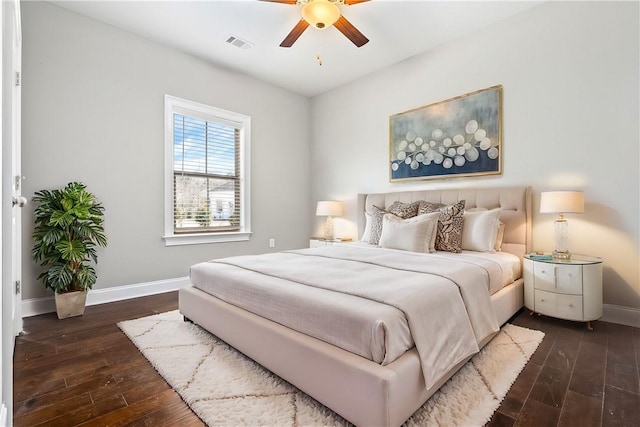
[[163, 95, 251, 246]]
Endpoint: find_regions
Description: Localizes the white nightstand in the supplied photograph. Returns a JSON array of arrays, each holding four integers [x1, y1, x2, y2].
[[523, 254, 603, 330], [309, 238, 352, 248]]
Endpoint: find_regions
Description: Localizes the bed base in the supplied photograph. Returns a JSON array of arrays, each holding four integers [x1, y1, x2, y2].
[[179, 279, 523, 426]]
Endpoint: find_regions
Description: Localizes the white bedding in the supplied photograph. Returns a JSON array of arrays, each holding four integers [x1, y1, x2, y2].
[[458, 250, 522, 294], [348, 242, 522, 294], [190, 245, 513, 388]]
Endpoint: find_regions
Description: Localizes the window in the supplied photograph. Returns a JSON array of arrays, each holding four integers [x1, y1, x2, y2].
[[164, 95, 251, 246]]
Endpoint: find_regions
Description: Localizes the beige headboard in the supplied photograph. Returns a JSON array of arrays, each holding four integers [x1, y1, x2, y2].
[[357, 186, 532, 258]]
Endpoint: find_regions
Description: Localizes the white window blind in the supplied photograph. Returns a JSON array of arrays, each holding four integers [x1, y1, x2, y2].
[[164, 95, 251, 245], [173, 114, 240, 233]]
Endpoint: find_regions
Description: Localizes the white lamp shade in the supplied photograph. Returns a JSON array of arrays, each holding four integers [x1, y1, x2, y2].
[[316, 200, 343, 217], [540, 191, 584, 214], [302, 0, 341, 29]]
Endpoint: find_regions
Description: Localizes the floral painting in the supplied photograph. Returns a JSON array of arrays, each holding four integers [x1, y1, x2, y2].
[[389, 85, 502, 182]]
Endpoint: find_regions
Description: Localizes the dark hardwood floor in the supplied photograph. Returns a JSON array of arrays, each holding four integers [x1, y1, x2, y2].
[[13, 292, 640, 426], [13, 292, 204, 427], [490, 311, 640, 427]]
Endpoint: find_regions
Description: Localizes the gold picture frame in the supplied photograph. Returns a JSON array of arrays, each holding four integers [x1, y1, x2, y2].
[[389, 85, 503, 182]]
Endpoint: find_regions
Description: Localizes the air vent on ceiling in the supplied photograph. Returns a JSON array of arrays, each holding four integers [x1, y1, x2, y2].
[[226, 35, 253, 50]]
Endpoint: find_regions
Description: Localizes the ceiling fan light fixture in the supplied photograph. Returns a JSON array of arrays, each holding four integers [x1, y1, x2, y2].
[[302, 0, 340, 29]]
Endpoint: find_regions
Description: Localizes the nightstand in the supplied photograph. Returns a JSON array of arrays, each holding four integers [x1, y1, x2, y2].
[[523, 254, 603, 330], [309, 238, 352, 248]]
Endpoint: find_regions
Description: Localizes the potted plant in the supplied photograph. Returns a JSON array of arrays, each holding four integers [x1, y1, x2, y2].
[[32, 182, 107, 319]]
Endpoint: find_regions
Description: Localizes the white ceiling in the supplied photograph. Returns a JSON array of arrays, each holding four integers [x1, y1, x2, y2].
[[49, 0, 542, 97]]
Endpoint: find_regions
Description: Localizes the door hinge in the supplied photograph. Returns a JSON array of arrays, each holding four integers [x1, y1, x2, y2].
[[15, 71, 20, 87], [15, 280, 21, 294]]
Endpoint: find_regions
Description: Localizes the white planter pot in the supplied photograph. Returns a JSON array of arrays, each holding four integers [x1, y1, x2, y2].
[[54, 291, 87, 319]]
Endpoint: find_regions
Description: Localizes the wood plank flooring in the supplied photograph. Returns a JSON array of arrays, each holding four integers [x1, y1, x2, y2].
[[13, 292, 204, 427], [14, 292, 640, 426], [490, 310, 640, 427]]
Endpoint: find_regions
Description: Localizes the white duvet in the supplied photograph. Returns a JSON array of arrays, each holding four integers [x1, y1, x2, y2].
[[190, 245, 502, 389]]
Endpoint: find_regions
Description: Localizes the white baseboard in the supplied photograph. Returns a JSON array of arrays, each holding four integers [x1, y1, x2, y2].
[[22, 277, 189, 318], [601, 304, 640, 328], [0, 403, 6, 427]]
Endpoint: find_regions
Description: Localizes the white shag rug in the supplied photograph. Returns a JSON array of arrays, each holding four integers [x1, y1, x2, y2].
[[118, 310, 543, 426]]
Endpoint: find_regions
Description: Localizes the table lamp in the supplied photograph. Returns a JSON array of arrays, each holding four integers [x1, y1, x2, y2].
[[316, 201, 343, 241], [540, 191, 584, 260]]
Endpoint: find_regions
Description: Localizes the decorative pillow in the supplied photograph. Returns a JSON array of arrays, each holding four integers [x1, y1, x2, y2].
[[378, 212, 440, 253], [494, 221, 505, 251], [461, 208, 501, 252], [418, 200, 466, 253], [386, 201, 421, 219], [369, 205, 387, 245], [465, 207, 505, 251], [361, 212, 373, 243], [427, 221, 437, 253]]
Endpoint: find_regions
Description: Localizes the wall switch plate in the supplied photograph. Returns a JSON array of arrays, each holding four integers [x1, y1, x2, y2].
[[269, 238, 276, 248]]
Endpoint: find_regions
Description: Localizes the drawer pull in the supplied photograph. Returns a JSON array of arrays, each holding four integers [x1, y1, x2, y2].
[[540, 299, 545, 302], [569, 303, 574, 308]]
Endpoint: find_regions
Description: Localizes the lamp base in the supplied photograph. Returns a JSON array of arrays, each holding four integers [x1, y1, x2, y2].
[[323, 216, 334, 241], [553, 250, 572, 260], [553, 218, 570, 260]]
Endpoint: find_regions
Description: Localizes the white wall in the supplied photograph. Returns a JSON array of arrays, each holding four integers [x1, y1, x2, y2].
[[310, 1, 639, 310], [21, 2, 311, 299]]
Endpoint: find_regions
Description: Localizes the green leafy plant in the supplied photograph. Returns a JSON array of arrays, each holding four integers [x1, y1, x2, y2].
[[32, 182, 107, 294]]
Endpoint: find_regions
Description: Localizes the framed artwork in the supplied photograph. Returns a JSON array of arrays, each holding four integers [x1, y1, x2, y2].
[[389, 85, 502, 182]]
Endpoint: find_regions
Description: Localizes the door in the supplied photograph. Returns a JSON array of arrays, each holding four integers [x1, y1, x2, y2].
[[1, 0, 22, 424], [8, 0, 22, 337]]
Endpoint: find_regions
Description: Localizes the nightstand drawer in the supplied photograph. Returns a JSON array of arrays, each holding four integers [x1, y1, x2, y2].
[[534, 290, 557, 317], [533, 264, 556, 292], [309, 239, 327, 248], [556, 265, 582, 295], [557, 294, 584, 321], [533, 264, 583, 295]]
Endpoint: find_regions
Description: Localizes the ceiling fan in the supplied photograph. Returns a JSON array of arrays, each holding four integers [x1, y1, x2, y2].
[[260, 0, 370, 48]]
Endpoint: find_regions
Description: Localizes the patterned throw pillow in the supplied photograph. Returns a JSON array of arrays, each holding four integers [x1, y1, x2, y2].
[[387, 201, 421, 219], [418, 200, 466, 253], [369, 205, 387, 245]]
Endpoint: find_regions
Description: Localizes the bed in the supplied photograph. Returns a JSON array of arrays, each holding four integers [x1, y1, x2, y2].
[[179, 186, 532, 426]]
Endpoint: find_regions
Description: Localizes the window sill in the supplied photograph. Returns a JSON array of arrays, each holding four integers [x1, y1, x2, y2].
[[163, 231, 252, 246]]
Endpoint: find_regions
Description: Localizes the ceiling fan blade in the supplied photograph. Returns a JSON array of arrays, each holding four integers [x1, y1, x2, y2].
[[258, 0, 297, 4], [344, 0, 370, 4], [334, 16, 369, 47], [280, 20, 310, 47]]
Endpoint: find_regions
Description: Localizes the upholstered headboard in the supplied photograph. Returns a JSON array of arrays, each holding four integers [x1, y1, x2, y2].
[[357, 186, 532, 258]]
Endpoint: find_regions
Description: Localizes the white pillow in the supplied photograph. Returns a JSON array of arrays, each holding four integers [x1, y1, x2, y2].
[[379, 212, 439, 253], [361, 212, 372, 243], [427, 222, 437, 253], [461, 208, 501, 252], [465, 207, 505, 251], [494, 221, 505, 251]]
